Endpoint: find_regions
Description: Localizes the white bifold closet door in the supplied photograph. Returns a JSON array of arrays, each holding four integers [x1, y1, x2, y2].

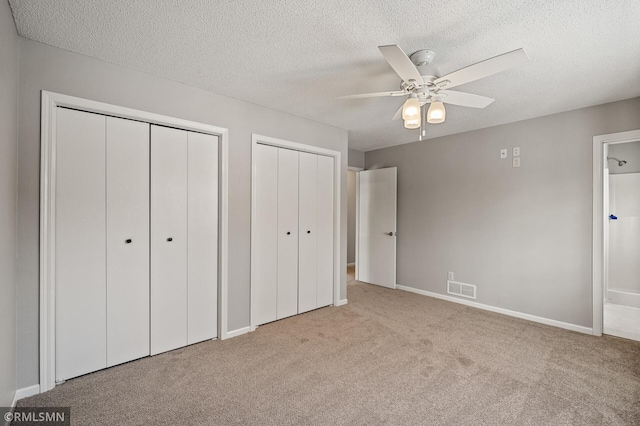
[[299, 153, 334, 312], [298, 152, 319, 313], [187, 132, 219, 344], [56, 108, 108, 381], [150, 126, 188, 355], [277, 148, 300, 320], [56, 110, 218, 380], [254, 144, 334, 326], [151, 126, 218, 355], [253, 144, 279, 325], [315, 154, 334, 308], [106, 117, 150, 367], [56, 109, 150, 381]]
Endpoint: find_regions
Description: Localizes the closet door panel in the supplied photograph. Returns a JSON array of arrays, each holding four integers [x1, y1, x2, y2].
[[254, 144, 279, 325], [187, 132, 219, 344], [106, 117, 150, 367], [316, 155, 334, 307], [277, 148, 299, 319], [55, 108, 107, 381], [150, 125, 188, 355], [298, 152, 318, 313]]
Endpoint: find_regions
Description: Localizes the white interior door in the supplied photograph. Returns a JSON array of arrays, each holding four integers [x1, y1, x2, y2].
[[604, 166, 610, 298], [316, 154, 334, 307], [55, 108, 107, 381], [357, 167, 397, 288], [187, 131, 219, 344], [277, 148, 299, 319], [608, 173, 640, 295], [254, 144, 279, 325], [150, 125, 188, 355], [298, 152, 318, 313], [106, 117, 150, 367]]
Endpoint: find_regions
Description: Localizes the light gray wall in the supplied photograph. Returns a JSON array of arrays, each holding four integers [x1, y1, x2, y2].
[[0, 0, 19, 406], [348, 148, 364, 168], [366, 97, 640, 328], [16, 39, 348, 388], [347, 171, 356, 264], [608, 141, 640, 174]]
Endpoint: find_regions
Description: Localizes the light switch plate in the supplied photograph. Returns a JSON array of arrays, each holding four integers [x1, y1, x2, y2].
[[513, 157, 521, 168], [500, 149, 507, 159], [513, 147, 520, 157]]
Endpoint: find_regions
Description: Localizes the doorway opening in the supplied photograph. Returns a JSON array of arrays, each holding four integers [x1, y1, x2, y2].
[[593, 130, 640, 341], [347, 167, 362, 280]]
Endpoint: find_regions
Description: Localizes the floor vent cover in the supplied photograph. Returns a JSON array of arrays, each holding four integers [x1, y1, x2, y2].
[[447, 280, 477, 299]]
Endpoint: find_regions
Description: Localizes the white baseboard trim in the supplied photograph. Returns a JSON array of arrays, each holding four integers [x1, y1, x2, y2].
[[223, 326, 251, 339], [346, 263, 355, 267], [11, 384, 41, 407], [603, 326, 638, 341], [335, 299, 348, 307], [396, 285, 593, 335]]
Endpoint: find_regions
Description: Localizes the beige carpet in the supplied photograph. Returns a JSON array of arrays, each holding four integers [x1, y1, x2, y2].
[[19, 267, 640, 425]]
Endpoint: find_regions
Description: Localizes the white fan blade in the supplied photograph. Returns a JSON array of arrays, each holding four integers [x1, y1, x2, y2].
[[392, 104, 403, 120], [438, 90, 495, 108], [337, 90, 407, 99], [378, 45, 424, 86], [434, 48, 528, 89]]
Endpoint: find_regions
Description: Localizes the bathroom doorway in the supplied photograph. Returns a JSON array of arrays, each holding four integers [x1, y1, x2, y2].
[[602, 139, 640, 341]]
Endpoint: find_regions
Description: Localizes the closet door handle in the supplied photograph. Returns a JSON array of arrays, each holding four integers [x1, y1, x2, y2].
[[307, 230, 311, 234], [125, 239, 132, 244], [286, 232, 291, 235], [167, 237, 173, 242]]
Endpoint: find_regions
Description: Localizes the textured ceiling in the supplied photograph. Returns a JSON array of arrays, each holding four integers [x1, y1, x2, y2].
[[9, 0, 640, 151]]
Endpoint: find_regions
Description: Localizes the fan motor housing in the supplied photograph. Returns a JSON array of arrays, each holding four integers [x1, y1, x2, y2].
[[410, 49, 435, 67]]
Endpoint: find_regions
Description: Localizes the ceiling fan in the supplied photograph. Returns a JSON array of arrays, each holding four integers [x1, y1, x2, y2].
[[338, 45, 528, 137]]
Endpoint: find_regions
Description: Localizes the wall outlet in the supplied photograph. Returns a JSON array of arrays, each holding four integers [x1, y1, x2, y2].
[[513, 147, 520, 157], [447, 271, 454, 281], [513, 157, 521, 168], [500, 149, 507, 159]]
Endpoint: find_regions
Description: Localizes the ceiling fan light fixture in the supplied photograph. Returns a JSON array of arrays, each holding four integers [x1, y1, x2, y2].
[[427, 101, 446, 124], [402, 94, 420, 120], [404, 116, 421, 129]]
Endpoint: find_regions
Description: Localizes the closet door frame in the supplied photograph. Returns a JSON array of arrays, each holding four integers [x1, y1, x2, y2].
[[250, 134, 343, 331], [39, 91, 230, 392]]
